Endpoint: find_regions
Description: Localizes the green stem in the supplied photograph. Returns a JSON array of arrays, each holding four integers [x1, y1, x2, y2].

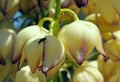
[[61, 8, 79, 21], [38, 17, 54, 34], [86, 51, 99, 60], [54, 0, 61, 20], [53, 0, 61, 36], [53, 1, 79, 36], [58, 71, 63, 82], [38, 17, 53, 28], [49, 21, 55, 35]]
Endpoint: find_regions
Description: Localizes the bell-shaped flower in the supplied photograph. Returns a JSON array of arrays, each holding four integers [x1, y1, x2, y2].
[[83, 0, 117, 23], [98, 55, 120, 81], [104, 30, 120, 61], [0, 28, 16, 65], [12, 25, 48, 63], [85, 13, 120, 34], [12, 23, 65, 78], [58, 20, 108, 65]]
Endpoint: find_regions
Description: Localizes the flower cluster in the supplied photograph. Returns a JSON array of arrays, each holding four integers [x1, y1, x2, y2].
[[0, 0, 120, 82]]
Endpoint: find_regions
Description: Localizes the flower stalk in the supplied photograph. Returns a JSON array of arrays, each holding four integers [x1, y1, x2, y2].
[[53, 0, 61, 36]]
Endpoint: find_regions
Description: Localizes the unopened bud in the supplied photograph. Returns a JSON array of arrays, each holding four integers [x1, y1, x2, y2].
[[73, 61, 104, 82], [73, 0, 88, 8], [15, 66, 47, 82]]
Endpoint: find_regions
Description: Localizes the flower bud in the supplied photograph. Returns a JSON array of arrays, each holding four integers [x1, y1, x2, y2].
[[73, 61, 104, 82], [73, 0, 88, 8], [87, 60, 98, 69], [15, 65, 47, 82]]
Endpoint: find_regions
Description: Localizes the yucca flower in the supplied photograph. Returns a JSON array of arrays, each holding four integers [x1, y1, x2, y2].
[[104, 30, 120, 61], [98, 55, 120, 81], [12, 24, 65, 79], [15, 65, 47, 82], [58, 20, 108, 65], [85, 13, 120, 34], [73, 61, 104, 82], [0, 28, 16, 65]]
